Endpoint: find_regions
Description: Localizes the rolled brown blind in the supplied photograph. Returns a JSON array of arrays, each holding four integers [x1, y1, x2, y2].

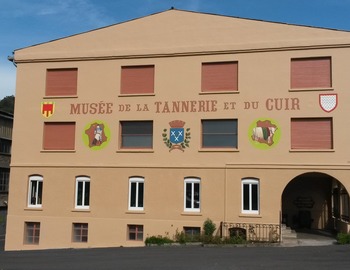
[[202, 62, 238, 92]]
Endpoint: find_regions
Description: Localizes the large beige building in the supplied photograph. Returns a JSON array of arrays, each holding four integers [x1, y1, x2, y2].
[[5, 9, 350, 250]]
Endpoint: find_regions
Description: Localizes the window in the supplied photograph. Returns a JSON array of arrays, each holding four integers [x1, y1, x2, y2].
[[121, 65, 154, 95], [128, 177, 144, 210], [184, 227, 201, 241], [75, 176, 90, 209], [242, 178, 259, 214], [0, 138, 11, 154], [184, 178, 200, 212], [291, 57, 331, 89], [28, 175, 43, 207], [202, 119, 238, 148], [0, 169, 9, 192], [128, 225, 144, 241], [24, 222, 40, 244], [120, 121, 153, 149], [73, 223, 88, 242], [43, 122, 75, 150], [201, 61, 238, 92], [291, 118, 333, 150], [46, 68, 78, 96]]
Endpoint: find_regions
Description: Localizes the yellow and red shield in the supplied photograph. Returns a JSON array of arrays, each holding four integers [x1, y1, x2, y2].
[[41, 102, 55, 118]]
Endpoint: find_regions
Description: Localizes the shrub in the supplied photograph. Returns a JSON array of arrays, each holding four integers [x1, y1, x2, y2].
[[203, 218, 216, 237], [145, 235, 173, 246], [336, 233, 350, 245]]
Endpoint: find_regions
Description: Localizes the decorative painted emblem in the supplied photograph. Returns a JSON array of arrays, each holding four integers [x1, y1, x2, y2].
[[163, 120, 190, 152], [249, 118, 281, 149], [319, 94, 338, 112], [83, 121, 110, 150], [41, 102, 55, 118]]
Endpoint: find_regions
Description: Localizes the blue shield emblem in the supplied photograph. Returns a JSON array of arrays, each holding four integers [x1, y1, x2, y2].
[[170, 128, 184, 144]]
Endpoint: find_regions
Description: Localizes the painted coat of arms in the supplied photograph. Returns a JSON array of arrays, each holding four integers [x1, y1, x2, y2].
[[41, 102, 55, 118], [163, 120, 190, 152], [319, 94, 338, 112]]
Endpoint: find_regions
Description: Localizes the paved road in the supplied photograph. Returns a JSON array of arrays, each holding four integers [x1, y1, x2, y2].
[[1, 245, 350, 270]]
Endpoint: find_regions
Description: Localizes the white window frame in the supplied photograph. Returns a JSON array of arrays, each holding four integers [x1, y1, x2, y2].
[[28, 175, 43, 208], [75, 176, 90, 210], [241, 178, 259, 215], [128, 177, 144, 211], [184, 177, 201, 212]]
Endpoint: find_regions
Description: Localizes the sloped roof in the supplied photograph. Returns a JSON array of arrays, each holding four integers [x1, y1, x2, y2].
[[14, 9, 350, 62]]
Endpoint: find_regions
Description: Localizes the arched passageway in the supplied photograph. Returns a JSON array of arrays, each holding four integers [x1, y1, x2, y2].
[[282, 172, 349, 232]]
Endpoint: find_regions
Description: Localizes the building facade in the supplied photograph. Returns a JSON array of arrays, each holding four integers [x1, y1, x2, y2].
[[0, 110, 13, 246], [5, 9, 350, 250]]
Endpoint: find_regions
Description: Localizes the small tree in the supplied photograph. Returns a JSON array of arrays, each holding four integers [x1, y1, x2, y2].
[[203, 218, 216, 237]]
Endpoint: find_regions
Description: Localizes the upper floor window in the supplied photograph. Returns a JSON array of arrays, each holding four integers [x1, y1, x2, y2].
[[0, 138, 11, 154], [28, 175, 43, 207], [201, 61, 238, 92], [120, 121, 153, 149], [202, 119, 238, 148], [242, 178, 259, 214], [0, 169, 9, 192], [46, 68, 78, 96], [291, 118, 333, 150], [43, 122, 75, 150], [128, 177, 144, 211], [184, 177, 200, 212], [120, 65, 154, 95], [291, 57, 331, 89], [75, 176, 90, 209]]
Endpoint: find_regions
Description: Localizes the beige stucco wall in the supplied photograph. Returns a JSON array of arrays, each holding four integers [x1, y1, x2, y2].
[[5, 10, 350, 250]]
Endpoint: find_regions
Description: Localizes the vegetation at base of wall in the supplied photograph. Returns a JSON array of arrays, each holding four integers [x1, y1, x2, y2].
[[336, 233, 350, 244], [146, 219, 247, 246], [145, 235, 174, 246], [203, 218, 216, 237]]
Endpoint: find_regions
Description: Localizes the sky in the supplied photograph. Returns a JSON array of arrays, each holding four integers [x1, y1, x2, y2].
[[1, 0, 350, 100]]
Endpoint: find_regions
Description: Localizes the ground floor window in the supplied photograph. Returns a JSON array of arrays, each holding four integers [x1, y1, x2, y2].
[[128, 225, 143, 241], [184, 226, 201, 241], [24, 222, 40, 244], [242, 178, 259, 214], [184, 177, 201, 212], [73, 223, 88, 242]]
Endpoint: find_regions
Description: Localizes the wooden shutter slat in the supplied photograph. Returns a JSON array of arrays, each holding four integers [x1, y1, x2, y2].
[[121, 66, 154, 94], [291, 118, 332, 149], [202, 62, 238, 92], [43, 122, 75, 150], [291, 57, 331, 89]]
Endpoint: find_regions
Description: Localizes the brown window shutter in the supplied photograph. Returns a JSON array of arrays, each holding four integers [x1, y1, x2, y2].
[[120, 65, 154, 94], [291, 57, 331, 89], [46, 69, 78, 96], [202, 62, 238, 92], [43, 122, 75, 150], [291, 118, 333, 149]]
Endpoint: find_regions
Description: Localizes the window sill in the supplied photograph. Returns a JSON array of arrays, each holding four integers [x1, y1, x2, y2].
[[289, 149, 335, 153], [41, 150, 76, 153], [239, 214, 262, 218], [118, 93, 155, 97], [117, 149, 154, 153], [125, 211, 146, 214], [72, 209, 90, 213], [181, 212, 202, 216], [43, 95, 78, 99], [24, 207, 43, 211], [199, 90, 239, 95], [199, 148, 239, 152], [289, 87, 333, 92]]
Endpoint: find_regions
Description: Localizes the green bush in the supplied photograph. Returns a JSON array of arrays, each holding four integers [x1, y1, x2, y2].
[[145, 235, 173, 246], [203, 218, 216, 237], [336, 233, 350, 245]]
